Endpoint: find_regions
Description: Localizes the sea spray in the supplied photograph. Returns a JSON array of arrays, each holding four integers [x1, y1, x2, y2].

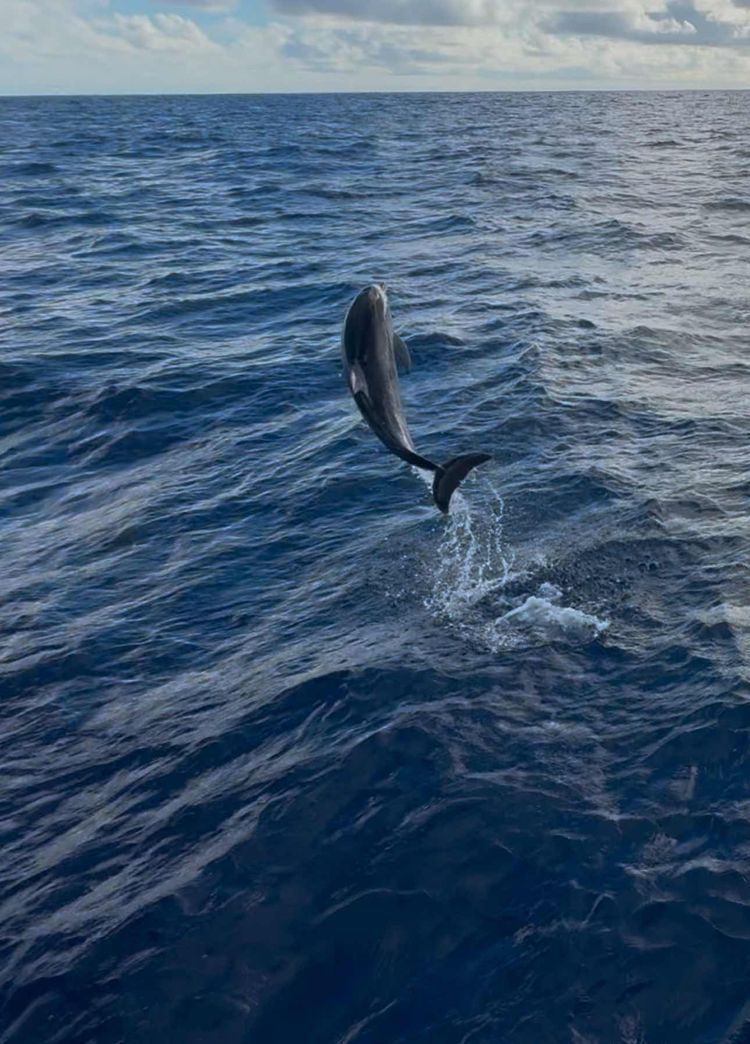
[[421, 478, 608, 648], [425, 481, 513, 622]]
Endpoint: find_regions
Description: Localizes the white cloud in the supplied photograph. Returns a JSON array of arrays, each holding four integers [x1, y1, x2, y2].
[[161, 0, 236, 9], [111, 12, 217, 52], [270, 0, 507, 26], [3, 0, 750, 93]]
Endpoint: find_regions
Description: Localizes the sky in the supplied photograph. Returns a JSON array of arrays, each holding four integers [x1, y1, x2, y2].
[[3, 0, 750, 94]]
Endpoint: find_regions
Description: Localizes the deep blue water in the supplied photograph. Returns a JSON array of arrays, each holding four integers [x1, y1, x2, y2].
[[2, 90, 750, 1043]]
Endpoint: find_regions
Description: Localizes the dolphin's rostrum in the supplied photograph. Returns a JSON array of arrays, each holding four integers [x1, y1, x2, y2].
[[342, 284, 491, 513]]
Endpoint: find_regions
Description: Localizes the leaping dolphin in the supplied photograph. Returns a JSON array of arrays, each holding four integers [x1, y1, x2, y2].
[[342, 284, 491, 513]]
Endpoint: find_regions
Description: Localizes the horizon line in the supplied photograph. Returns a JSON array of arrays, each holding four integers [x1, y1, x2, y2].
[[2, 85, 749, 100]]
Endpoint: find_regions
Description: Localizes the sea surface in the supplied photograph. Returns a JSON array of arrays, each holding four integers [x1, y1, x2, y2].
[[2, 90, 750, 1043]]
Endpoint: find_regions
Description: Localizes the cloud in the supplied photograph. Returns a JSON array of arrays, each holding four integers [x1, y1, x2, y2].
[[111, 13, 218, 51], [270, 0, 506, 26], [158, 0, 237, 12], [548, 8, 698, 43], [3, 0, 750, 93], [269, 0, 750, 47], [279, 22, 484, 72], [0, 0, 239, 92], [548, 0, 750, 45]]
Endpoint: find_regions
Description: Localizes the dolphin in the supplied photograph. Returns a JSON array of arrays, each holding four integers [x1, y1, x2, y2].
[[342, 284, 491, 513]]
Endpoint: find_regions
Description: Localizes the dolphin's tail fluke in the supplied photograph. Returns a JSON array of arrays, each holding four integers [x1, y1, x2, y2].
[[432, 453, 492, 514]]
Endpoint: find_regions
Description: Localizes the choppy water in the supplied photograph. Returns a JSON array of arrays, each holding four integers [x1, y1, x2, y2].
[[2, 90, 750, 1043]]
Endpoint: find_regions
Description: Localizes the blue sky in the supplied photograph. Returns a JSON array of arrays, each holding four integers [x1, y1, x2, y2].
[[3, 0, 750, 94]]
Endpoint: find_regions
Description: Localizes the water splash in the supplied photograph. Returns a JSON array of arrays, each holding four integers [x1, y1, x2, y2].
[[425, 482, 513, 621], [422, 480, 609, 649]]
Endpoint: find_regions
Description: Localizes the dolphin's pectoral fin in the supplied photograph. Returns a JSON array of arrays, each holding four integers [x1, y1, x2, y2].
[[393, 334, 412, 372], [348, 364, 367, 396]]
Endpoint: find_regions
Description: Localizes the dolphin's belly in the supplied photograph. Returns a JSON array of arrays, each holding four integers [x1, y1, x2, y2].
[[366, 367, 415, 454]]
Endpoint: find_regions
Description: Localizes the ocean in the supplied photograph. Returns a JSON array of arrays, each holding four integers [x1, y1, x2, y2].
[[2, 90, 750, 1043]]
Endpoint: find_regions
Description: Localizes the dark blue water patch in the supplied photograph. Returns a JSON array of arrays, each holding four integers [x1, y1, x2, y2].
[[2, 161, 60, 177], [22, 199, 121, 229], [704, 197, 750, 211], [3, 90, 750, 1044]]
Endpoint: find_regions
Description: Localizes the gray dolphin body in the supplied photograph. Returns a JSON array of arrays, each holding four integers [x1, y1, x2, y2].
[[342, 284, 491, 513]]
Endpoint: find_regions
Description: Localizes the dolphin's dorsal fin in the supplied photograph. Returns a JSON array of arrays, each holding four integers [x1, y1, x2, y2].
[[393, 334, 412, 372]]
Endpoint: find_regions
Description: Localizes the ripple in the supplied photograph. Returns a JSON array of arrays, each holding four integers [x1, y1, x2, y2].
[[2, 90, 750, 1044]]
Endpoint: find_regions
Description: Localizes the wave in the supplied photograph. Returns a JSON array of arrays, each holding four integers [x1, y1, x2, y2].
[[4, 161, 59, 176], [704, 197, 750, 212], [3, 89, 750, 1044]]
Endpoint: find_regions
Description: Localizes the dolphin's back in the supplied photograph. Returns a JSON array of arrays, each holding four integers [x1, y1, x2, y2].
[[342, 285, 491, 512], [343, 287, 431, 468]]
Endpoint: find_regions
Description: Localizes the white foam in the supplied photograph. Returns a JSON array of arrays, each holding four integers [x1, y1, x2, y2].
[[419, 476, 609, 650], [498, 586, 610, 638]]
